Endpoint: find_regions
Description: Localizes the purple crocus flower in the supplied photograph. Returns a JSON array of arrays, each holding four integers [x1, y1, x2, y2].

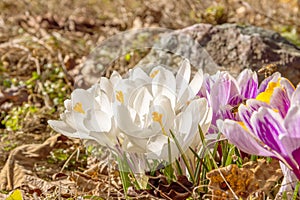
[[198, 69, 258, 133], [218, 85, 300, 180], [199, 69, 295, 134]]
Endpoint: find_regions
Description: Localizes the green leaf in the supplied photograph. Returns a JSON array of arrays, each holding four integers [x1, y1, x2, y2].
[[165, 137, 175, 182], [282, 191, 288, 200], [25, 72, 40, 85], [250, 155, 258, 161], [169, 130, 195, 183], [189, 147, 202, 185], [198, 126, 219, 170], [292, 181, 300, 200], [3, 79, 11, 87], [117, 154, 132, 197], [175, 159, 183, 176]]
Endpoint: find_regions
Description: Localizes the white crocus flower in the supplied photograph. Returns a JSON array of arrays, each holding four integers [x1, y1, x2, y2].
[[146, 98, 211, 161], [48, 72, 122, 148], [113, 60, 212, 161], [49, 59, 212, 164]]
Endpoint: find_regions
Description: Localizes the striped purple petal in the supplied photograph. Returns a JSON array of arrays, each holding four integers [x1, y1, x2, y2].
[[283, 105, 300, 179], [246, 99, 270, 111], [211, 73, 239, 112], [270, 87, 290, 117], [237, 69, 258, 99], [219, 105, 236, 120], [291, 85, 300, 106], [238, 99, 276, 134], [238, 104, 255, 133], [280, 78, 295, 100], [217, 119, 275, 157], [281, 106, 300, 157], [228, 94, 244, 106], [251, 107, 287, 155]]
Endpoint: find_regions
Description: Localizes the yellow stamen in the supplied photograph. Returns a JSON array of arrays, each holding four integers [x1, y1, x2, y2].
[[150, 70, 159, 78], [256, 80, 281, 104], [152, 112, 163, 123], [152, 111, 167, 135], [237, 121, 248, 131], [73, 102, 85, 114], [116, 90, 124, 103]]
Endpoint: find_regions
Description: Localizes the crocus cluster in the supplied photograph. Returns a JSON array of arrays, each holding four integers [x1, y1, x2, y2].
[[49, 61, 300, 193], [48, 60, 212, 163], [216, 72, 300, 192]]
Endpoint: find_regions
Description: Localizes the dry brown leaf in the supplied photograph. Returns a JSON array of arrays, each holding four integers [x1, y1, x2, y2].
[[21, 174, 76, 198], [0, 134, 68, 190], [69, 172, 99, 193], [206, 159, 283, 200], [68, 160, 124, 199], [137, 170, 194, 200], [243, 158, 282, 197], [207, 164, 258, 200]]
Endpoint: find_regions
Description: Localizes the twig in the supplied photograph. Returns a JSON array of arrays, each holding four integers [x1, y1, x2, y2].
[[60, 147, 80, 172], [57, 51, 74, 90], [217, 167, 239, 199]]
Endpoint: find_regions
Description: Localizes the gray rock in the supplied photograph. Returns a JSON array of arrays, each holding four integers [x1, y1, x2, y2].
[[79, 23, 300, 87], [139, 23, 300, 84]]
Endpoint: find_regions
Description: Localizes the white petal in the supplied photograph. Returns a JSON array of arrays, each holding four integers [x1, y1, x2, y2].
[[113, 104, 140, 133], [152, 83, 176, 108], [123, 136, 148, 153], [84, 110, 112, 132], [72, 110, 90, 132], [131, 87, 153, 117], [48, 120, 92, 139], [96, 110, 112, 132], [178, 99, 204, 143], [151, 95, 175, 132], [198, 98, 212, 134], [72, 89, 94, 110], [99, 77, 114, 101], [114, 104, 155, 138], [151, 66, 176, 107], [110, 71, 122, 86], [114, 79, 137, 104], [189, 69, 203, 95], [64, 99, 72, 110], [176, 111, 192, 140], [89, 131, 116, 148], [129, 67, 151, 83], [146, 135, 177, 160], [176, 59, 191, 94], [95, 92, 113, 117], [176, 86, 198, 112]]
